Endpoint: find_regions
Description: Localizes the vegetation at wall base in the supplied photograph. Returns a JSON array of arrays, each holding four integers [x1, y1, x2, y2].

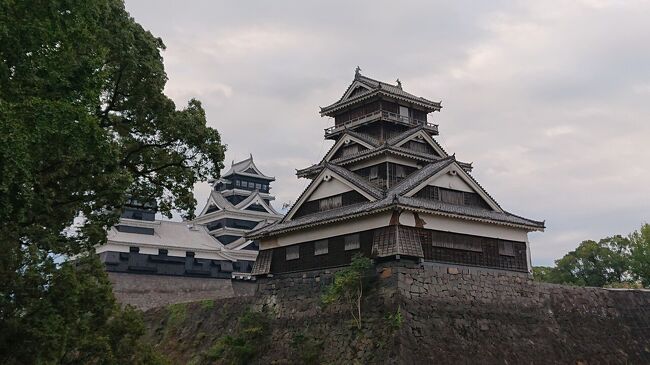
[[0, 0, 224, 362], [321, 254, 373, 329], [533, 223, 650, 288]]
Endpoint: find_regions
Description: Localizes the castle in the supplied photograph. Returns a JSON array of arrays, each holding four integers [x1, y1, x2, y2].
[[97, 155, 281, 281], [250, 69, 545, 276]]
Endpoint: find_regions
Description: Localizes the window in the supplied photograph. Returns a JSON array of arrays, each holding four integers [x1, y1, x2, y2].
[[344, 234, 360, 251], [159, 249, 168, 256], [255, 183, 262, 190], [286, 246, 300, 260], [129, 246, 139, 253], [431, 232, 482, 252], [235, 180, 241, 187], [409, 140, 430, 154], [314, 240, 328, 255], [499, 241, 515, 256], [262, 184, 268, 191], [395, 165, 405, 178], [399, 105, 409, 117], [369, 166, 379, 179], [319, 195, 342, 211], [341, 144, 360, 157], [440, 188, 465, 205], [186, 251, 195, 258]]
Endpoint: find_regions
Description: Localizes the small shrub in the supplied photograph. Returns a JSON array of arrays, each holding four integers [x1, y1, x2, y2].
[[321, 254, 372, 329], [200, 299, 215, 310], [291, 331, 324, 365], [203, 308, 269, 365], [167, 303, 188, 327], [385, 305, 404, 330]]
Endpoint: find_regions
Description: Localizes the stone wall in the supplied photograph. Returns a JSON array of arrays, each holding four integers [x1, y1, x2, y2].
[[108, 272, 256, 310], [390, 261, 650, 364], [140, 261, 650, 363]]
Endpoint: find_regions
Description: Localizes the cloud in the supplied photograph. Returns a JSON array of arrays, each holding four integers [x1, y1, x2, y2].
[[126, 0, 650, 266]]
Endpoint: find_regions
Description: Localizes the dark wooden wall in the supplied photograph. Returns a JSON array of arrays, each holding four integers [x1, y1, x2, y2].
[[267, 226, 528, 274]]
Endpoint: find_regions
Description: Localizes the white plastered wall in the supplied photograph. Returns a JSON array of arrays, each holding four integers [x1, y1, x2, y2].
[[430, 173, 474, 192], [306, 177, 353, 201], [398, 211, 529, 242]]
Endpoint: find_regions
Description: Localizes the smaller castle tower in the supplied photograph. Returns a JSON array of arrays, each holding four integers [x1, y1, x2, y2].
[[192, 154, 282, 253]]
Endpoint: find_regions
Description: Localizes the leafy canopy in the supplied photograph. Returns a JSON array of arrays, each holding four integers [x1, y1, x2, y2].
[[0, 0, 225, 362], [533, 223, 650, 288]]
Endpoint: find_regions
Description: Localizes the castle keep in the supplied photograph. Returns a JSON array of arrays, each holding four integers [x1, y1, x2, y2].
[[250, 69, 545, 276]]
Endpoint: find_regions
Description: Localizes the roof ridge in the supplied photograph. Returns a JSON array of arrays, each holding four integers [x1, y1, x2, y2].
[[388, 156, 456, 196], [323, 162, 383, 199]]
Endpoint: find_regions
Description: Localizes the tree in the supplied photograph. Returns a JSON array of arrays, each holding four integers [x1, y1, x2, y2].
[[321, 254, 372, 329], [0, 0, 224, 362], [629, 223, 650, 287], [534, 236, 631, 287]]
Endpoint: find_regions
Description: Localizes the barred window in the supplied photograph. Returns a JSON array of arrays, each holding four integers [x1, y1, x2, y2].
[[369, 166, 379, 179], [159, 249, 168, 256], [395, 165, 405, 178], [499, 241, 515, 256], [286, 246, 300, 260], [319, 195, 342, 211], [431, 231, 482, 252], [314, 240, 329, 255], [344, 234, 360, 251]]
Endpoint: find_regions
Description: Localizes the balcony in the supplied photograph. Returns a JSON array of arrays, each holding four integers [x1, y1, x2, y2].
[[324, 110, 438, 137]]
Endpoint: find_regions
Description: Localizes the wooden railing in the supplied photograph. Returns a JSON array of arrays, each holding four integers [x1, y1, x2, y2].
[[324, 110, 438, 136]]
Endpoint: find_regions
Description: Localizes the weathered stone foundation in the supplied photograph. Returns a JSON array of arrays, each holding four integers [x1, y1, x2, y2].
[[142, 261, 650, 364], [108, 272, 256, 310]]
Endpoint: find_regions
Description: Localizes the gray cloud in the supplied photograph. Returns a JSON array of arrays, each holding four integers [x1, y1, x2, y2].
[[127, 0, 650, 265]]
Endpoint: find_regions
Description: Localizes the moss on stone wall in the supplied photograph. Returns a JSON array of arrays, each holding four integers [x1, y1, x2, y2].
[[143, 262, 650, 364]]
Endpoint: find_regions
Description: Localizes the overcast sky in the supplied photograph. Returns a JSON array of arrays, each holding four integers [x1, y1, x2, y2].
[[125, 0, 649, 266]]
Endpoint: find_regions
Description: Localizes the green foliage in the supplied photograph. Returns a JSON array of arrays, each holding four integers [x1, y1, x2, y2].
[[167, 303, 188, 327], [0, 254, 169, 364], [0, 0, 224, 362], [204, 309, 269, 365], [200, 299, 215, 310], [534, 224, 650, 288], [290, 331, 324, 365], [629, 223, 650, 287], [321, 254, 373, 329], [385, 305, 404, 330]]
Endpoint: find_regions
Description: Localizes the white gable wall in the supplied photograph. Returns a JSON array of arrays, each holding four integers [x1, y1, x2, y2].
[[306, 177, 353, 201], [430, 173, 475, 193], [398, 211, 529, 242]]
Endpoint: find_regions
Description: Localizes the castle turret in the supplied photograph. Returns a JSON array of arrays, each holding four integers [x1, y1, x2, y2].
[[193, 154, 282, 251]]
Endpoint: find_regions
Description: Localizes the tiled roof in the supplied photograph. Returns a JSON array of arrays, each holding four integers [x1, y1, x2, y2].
[[223, 154, 275, 180], [388, 157, 456, 196], [325, 162, 384, 199], [397, 196, 545, 228], [345, 130, 381, 147], [321, 74, 441, 115], [248, 199, 394, 238], [372, 226, 424, 258], [251, 249, 272, 275]]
